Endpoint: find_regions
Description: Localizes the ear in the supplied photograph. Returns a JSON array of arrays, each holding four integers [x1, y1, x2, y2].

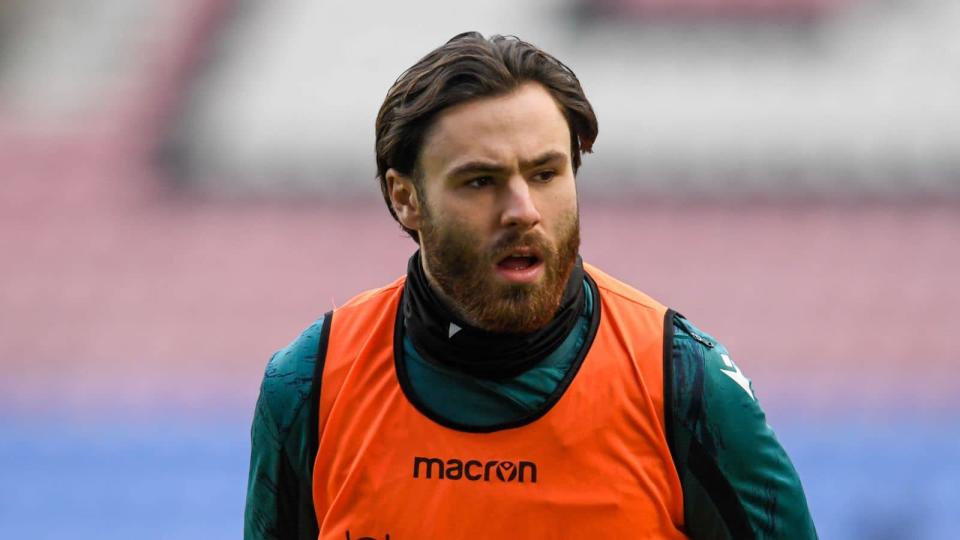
[[386, 168, 424, 232]]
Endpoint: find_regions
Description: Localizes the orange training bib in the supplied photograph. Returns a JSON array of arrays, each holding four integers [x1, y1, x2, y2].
[[313, 264, 686, 539]]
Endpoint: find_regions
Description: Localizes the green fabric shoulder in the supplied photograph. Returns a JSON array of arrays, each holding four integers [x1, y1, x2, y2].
[[244, 317, 325, 540], [668, 314, 818, 540]]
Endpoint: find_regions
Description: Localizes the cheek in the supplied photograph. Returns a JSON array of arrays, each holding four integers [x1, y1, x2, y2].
[[428, 210, 486, 247], [439, 197, 499, 236], [540, 184, 578, 224]]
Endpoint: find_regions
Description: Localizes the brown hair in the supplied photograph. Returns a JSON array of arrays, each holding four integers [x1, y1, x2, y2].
[[375, 31, 599, 242]]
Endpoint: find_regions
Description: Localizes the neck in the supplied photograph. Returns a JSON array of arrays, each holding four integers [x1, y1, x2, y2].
[[402, 250, 585, 379]]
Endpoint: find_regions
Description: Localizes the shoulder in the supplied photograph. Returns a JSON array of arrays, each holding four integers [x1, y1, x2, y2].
[[668, 314, 758, 429], [257, 316, 327, 441], [255, 276, 405, 436], [335, 276, 406, 312], [667, 314, 818, 538], [670, 315, 748, 392], [583, 262, 667, 315]]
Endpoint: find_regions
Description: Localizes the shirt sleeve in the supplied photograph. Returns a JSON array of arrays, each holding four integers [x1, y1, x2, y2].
[[667, 314, 818, 540], [244, 318, 325, 540]]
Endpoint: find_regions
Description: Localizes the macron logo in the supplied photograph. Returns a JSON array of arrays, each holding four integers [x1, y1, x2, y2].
[[413, 456, 537, 483], [720, 353, 754, 400], [448, 323, 462, 338]]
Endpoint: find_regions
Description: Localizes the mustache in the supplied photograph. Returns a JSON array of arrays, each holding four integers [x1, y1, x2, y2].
[[490, 230, 552, 258]]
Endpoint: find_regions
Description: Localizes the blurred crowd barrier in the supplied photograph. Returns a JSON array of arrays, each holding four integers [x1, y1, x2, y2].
[[1, 1, 957, 539]]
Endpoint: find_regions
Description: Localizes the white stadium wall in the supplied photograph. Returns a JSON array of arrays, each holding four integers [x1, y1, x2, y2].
[[161, 0, 960, 196]]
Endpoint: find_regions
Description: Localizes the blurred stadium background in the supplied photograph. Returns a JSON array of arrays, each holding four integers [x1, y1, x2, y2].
[[1, 0, 958, 538]]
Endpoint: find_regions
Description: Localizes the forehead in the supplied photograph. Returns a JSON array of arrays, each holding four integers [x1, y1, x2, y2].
[[419, 82, 571, 173]]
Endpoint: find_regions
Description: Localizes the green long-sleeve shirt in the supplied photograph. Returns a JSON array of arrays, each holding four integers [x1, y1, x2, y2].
[[244, 282, 816, 539]]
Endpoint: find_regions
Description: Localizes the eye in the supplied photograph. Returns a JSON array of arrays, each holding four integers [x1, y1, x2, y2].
[[532, 170, 557, 183], [466, 176, 494, 188]]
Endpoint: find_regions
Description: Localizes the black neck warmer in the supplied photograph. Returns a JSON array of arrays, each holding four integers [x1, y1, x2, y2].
[[402, 250, 585, 379]]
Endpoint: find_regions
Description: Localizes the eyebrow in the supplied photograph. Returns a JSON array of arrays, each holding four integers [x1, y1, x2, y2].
[[446, 150, 568, 178]]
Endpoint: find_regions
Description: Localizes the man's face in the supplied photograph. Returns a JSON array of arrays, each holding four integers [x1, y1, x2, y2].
[[406, 82, 580, 333]]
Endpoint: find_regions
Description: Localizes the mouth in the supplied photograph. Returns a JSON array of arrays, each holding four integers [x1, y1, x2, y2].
[[494, 247, 544, 284]]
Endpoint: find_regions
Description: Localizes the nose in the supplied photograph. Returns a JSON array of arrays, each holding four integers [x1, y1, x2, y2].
[[500, 175, 541, 230]]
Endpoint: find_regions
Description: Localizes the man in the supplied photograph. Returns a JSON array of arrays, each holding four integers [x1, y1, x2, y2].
[[245, 32, 817, 539]]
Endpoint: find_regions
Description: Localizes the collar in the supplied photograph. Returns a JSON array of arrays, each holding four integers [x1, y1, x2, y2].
[[402, 250, 585, 379]]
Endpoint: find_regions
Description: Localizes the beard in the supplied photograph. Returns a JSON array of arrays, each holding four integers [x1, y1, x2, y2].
[[419, 210, 580, 334]]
